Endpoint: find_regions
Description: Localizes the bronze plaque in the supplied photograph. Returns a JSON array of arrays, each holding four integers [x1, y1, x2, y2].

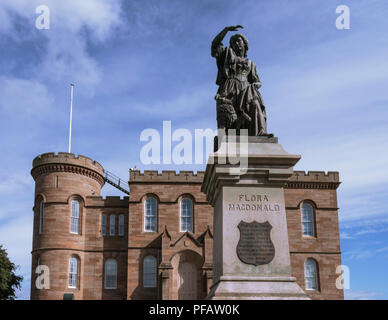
[[237, 221, 275, 266]]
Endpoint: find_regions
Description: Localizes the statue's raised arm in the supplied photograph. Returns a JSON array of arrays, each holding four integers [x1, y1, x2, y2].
[[211, 26, 244, 58], [212, 26, 271, 137]]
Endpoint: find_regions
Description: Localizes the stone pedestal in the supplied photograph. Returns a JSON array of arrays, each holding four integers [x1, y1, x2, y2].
[[201, 136, 309, 300]]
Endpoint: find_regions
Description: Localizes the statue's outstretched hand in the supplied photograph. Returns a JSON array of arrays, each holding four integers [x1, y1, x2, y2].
[[253, 82, 262, 90], [227, 25, 244, 32]]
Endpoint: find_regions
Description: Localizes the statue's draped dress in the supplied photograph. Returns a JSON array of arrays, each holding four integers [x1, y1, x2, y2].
[[212, 39, 267, 135]]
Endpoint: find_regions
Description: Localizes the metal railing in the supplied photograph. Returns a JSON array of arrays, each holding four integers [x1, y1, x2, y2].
[[104, 171, 129, 195]]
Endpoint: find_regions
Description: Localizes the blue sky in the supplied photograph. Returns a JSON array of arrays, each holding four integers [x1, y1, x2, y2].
[[0, 0, 387, 300]]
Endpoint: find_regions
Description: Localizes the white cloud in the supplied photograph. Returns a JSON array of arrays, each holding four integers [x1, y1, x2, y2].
[[294, 132, 388, 187], [338, 189, 388, 222], [0, 0, 122, 40], [130, 83, 214, 118], [290, 130, 388, 222], [341, 217, 388, 230], [0, 171, 34, 194], [0, 6, 12, 32], [344, 244, 388, 260], [0, 214, 34, 300], [345, 290, 385, 300], [0, 77, 53, 114], [0, 0, 124, 95], [341, 227, 388, 240], [271, 50, 388, 114]]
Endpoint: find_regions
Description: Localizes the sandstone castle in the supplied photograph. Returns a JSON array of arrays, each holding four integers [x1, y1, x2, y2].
[[30, 151, 343, 300]]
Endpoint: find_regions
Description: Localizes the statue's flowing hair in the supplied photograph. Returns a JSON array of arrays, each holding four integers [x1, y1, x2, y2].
[[229, 33, 249, 57]]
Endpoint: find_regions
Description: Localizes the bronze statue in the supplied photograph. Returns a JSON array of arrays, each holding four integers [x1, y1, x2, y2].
[[212, 26, 269, 136]]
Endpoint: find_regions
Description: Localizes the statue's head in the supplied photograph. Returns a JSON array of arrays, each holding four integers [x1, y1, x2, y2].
[[230, 33, 249, 57]]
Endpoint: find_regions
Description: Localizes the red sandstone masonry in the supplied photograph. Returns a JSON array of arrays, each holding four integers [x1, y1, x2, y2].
[[284, 171, 343, 300], [130, 170, 205, 183], [31, 155, 343, 300], [31, 153, 129, 300]]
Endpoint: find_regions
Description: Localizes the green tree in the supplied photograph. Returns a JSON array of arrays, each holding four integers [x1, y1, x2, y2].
[[0, 245, 23, 300]]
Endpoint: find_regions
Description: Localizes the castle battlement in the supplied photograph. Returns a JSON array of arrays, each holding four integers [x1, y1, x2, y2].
[[31, 152, 105, 186], [290, 171, 339, 182], [285, 171, 340, 190], [130, 170, 205, 183], [86, 195, 129, 207], [129, 170, 339, 185], [32, 152, 104, 173]]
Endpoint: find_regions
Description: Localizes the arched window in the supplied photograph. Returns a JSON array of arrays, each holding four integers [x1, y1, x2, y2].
[[68, 256, 78, 288], [70, 200, 80, 234], [101, 214, 107, 236], [104, 259, 117, 289], [301, 203, 315, 237], [144, 198, 157, 232], [143, 255, 157, 288], [180, 198, 193, 232], [305, 258, 319, 290], [119, 214, 124, 236], [110, 215, 116, 236], [39, 201, 44, 234]]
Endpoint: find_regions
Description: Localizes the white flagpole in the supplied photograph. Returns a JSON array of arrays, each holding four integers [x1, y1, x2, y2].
[[68, 83, 74, 153]]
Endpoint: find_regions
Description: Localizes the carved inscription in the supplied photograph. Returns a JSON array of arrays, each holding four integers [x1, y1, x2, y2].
[[228, 194, 281, 213], [236, 221, 275, 266]]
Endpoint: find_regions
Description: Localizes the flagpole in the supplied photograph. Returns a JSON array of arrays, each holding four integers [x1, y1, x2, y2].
[[68, 83, 74, 153]]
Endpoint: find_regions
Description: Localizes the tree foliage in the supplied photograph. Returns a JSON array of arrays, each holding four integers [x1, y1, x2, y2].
[[0, 245, 23, 300]]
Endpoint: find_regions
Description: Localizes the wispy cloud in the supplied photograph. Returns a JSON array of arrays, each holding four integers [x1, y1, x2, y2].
[[0, 172, 33, 195], [0, 0, 388, 300], [344, 244, 388, 260], [0, 214, 34, 299], [0, 0, 124, 95], [129, 84, 214, 119], [340, 216, 388, 240], [345, 290, 385, 300], [0, 77, 53, 115]]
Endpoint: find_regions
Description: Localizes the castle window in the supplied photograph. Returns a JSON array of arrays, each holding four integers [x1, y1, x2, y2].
[[104, 259, 117, 289], [301, 203, 315, 237], [70, 200, 80, 234], [180, 198, 193, 232], [68, 256, 78, 288], [305, 258, 319, 290], [110, 215, 116, 236], [101, 214, 106, 236], [119, 214, 124, 236], [143, 256, 157, 288], [144, 198, 157, 232], [39, 201, 44, 234]]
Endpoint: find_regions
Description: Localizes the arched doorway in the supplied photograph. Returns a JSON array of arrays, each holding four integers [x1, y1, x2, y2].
[[170, 250, 204, 300], [178, 262, 197, 300]]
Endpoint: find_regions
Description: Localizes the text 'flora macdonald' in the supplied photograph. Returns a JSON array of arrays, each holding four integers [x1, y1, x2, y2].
[[228, 194, 282, 213]]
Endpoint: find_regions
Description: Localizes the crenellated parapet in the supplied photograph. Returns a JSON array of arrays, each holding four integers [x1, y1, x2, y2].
[[31, 152, 105, 186], [286, 171, 340, 189], [130, 170, 205, 184], [85, 195, 129, 208]]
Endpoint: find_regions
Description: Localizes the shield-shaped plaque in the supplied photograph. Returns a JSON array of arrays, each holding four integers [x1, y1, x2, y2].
[[236, 220, 275, 266]]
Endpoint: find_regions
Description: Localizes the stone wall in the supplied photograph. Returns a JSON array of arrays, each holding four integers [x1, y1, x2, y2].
[[284, 171, 343, 300], [127, 170, 213, 300], [31, 156, 343, 300]]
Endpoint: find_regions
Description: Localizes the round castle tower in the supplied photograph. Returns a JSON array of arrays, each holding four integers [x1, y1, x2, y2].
[[30, 152, 104, 300]]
